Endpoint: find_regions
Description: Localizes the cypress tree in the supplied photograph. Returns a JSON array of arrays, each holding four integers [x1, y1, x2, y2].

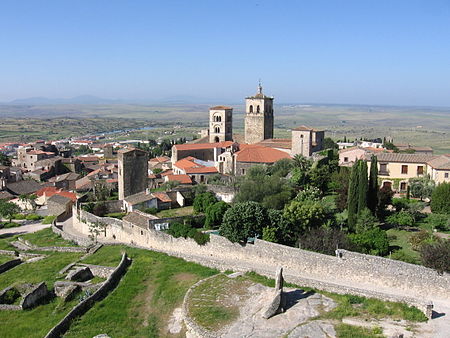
[[357, 160, 368, 214], [368, 155, 379, 214], [347, 160, 359, 231]]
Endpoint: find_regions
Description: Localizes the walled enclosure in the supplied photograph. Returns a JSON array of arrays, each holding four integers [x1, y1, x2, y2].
[[71, 207, 450, 316]]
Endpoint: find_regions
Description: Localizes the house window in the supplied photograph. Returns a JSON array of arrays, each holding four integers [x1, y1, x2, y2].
[[344, 157, 349, 162], [417, 166, 424, 175], [401, 165, 408, 174], [400, 182, 407, 191], [241, 168, 246, 175], [379, 163, 388, 173], [445, 173, 449, 178]]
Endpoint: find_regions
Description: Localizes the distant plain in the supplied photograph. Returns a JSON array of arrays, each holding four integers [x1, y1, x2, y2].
[[0, 103, 448, 153]]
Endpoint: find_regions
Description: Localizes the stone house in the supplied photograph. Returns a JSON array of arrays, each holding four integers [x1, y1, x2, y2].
[[338, 147, 369, 166], [148, 156, 172, 172], [123, 190, 172, 212], [171, 141, 236, 164], [48, 172, 80, 190], [427, 155, 450, 184], [6, 180, 42, 196], [173, 156, 218, 183], [47, 194, 74, 217]]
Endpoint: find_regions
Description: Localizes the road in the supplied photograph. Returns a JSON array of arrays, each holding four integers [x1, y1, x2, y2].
[[0, 222, 51, 237]]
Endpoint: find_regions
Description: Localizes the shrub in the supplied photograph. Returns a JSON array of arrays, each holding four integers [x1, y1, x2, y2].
[[348, 228, 389, 256], [2, 288, 20, 304], [431, 182, 450, 214], [93, 202, 107, 217], [42, 215, 57, 224], [25, 214, 42, 221], [12, 213, 26, 220], [409, 230, 435, 251], [142, 207, 158, 215], [390, 250, 418, 264], [166, 222, 210, 245], [420, 239, 450, 274], [2, 222, 21, 228], [386, 211, 415, 228], [298, 227, 351, 255], [425, 213, 450, 231]]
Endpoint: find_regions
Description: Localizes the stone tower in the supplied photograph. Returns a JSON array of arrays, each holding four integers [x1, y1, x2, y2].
[[118, 148, 148, 200], [291, 126, 325, 157], [244, 82, 274, 144], [209, 106, 233, 143]]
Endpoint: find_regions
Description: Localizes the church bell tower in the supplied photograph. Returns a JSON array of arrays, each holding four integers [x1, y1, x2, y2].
[[244, 82, 274, 144]]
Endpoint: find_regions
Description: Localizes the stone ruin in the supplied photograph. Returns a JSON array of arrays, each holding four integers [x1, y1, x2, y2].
[[262, 266, 286, 319], [0, 282, 49, 310]]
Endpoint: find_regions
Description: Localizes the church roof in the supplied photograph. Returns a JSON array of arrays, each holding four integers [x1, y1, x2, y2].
[[210, 105, 233, 110], [235, 145, 291, 163]]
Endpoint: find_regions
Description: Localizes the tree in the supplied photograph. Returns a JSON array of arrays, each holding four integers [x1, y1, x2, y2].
[[269, 158, 293, 177], [330, 167, 351, 212], [377, 185, 394, 216], [193, 192, 217, 213], [367, 155, 378, 214], [409, 176, 435, 201], [420, 239, 450, 274], [347, 161, 360, 231], [355, 208, 379, 233], [93, 202, 107, 217], [322, 137, 338, 150], [266, 209, 295, 245], [386, 211, 415, 228], [0, 201, 20, 223], [220, 202, 267, 243], [204, 201, 230, 229], [283, 200, 325, 232], [357, 160, 368, 214], [430, 182, 450, 214]]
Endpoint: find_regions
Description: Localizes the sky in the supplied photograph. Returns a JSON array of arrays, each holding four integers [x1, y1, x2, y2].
[[0, 0, 450, 106]]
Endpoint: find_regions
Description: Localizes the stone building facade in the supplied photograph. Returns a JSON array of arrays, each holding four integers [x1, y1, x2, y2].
[[209, 106, 233, 143], [291, 126, 324, 157], [118, 148, 148, 200], [244, 83, 274, 144]]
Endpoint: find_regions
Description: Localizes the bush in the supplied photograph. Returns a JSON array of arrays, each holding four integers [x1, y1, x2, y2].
[[2, 288, 20, 304], [42, 215, 57, 224], [298, 227, 351, 255], [1, 222, 21, 228], [142, 207, 158, 215], [166, 222, 210, 245], [420, 239, 450, 274], [431, 182, 450, 214], [390, 250, 418, 264], [386, 211, 415, 228], [409, 230, 436, 251], [12, 213, 26, 220], [25, 214, 42, 221], [348, 228, 389, 256], [425, 213, 450, 231]]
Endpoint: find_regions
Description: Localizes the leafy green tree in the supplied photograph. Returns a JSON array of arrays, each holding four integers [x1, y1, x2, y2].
[[430, 182, 450, 214], [377, 185, 394, 216], [220, 201, 267, 243], [283, 200, 325, 232], [330, 167, 351, 212], [348, 228, 389, 256], [298, 227, 351, 255], [193, 192, 217, 213], [295, 186, 321, 202], [322, 137, 338, 150], [204, 201, 230, 229], [409, 176, 435, 201], [367, 155, 378, 214], [269, 158, 293, 177], [0, 201, 20, 223], [262, 226, 278, 242], [266, 209, 295, 245]]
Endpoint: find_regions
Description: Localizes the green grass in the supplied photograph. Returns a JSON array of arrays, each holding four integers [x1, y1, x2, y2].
[[0, 251, 83, 290], [20, 228, 77, 247], [156, 206, 194, 218], [65, 245, 218, 337], [187, 274, 243, 331], [1, 222, 21, 229], [386, 228, 421, 264], [0, 235, 15, 250], [334, 323, 384, 338], [42, 215, 57, 224], [0, 254, 15, 264]]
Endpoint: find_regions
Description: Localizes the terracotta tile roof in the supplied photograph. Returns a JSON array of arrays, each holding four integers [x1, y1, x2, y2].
[[292, 125, 323, 132], [165, 174, 192, 184], [173, 141, 234, 151], [174, 157, 218, 174], [209, 105, 233, 110], [256, 138, 292, 149], [369, 153, 436, 164], [149, 156, 170, 163], [235, 145, 292, 163], [427, 155, 450, 170], [161, 169, 173, 177], [153, 192, 172, 203], [76, 156, 100, 162], [185, 166, 218, 174], [36, 187, 77, 202]]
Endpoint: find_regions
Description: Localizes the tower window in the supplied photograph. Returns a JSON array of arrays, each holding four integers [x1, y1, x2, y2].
[[249, 105, 253, 113], [257, 105, 260, 113], [214, 126, 220, 133]]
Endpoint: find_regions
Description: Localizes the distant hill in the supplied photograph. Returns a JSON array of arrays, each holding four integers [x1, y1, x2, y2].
[[4, 95, 122, 105]]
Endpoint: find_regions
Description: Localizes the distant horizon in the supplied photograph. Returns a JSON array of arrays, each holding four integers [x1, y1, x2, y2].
[[2, 94, 450, 110]]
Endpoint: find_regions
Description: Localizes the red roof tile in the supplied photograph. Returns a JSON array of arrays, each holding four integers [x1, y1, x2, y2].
[[165, 174, 192, 184], [236, 145, 292, 163]]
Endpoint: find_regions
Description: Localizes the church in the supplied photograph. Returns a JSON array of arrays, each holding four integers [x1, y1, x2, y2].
[[170, 84, 324, 181]]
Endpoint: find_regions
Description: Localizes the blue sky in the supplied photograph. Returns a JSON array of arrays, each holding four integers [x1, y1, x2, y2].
[[1, 0, 449, 105]]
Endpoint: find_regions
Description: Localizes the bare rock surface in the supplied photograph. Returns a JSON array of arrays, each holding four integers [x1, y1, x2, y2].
[[288, 320, 336, 338], [219, 283, 337, 338]]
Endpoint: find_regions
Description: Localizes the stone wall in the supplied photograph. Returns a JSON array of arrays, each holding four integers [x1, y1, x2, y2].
[[206, 185, 235, 203], [45, 253, 130, 338], [52, 223, 94, 247], [21, 282, 49, 309], [72, 208, 450, 311]]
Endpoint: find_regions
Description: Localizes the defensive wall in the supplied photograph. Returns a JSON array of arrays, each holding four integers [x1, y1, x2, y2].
[[69, 207, 450, 314]]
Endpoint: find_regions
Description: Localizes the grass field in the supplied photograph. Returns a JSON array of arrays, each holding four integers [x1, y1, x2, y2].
[[20, 227, 77, 247], [0, 254, 15, 264], [155, 206, 194, 218]]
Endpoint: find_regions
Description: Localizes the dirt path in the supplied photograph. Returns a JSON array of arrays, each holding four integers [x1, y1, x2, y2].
[[0, 222, 50, 236]]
